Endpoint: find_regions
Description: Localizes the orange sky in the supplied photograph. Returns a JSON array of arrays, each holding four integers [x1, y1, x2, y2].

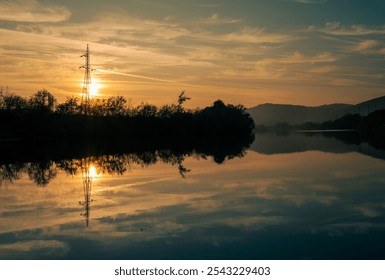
[[1, 0, 385, 108]]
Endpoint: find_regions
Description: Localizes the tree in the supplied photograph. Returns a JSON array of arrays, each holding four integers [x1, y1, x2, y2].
[[0, 93, 27, 111], [158, 104, 179, 118], [106, 96, 127, 116], [29, 89, 56, 113], [56, 96, 80, 114], [136, 103, 158, 118], [177, 91, 190, 112], [88, 98, 107, 116]]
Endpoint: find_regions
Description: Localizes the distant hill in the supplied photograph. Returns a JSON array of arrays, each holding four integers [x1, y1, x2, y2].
[[353, 95, 385, 116], [247, 95, 385, 125]]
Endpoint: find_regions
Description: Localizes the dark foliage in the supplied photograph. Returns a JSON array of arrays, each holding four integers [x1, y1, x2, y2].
[[359, 109, 385, 149], [0, 90, 255, 145], [0, 90, 255, 186]]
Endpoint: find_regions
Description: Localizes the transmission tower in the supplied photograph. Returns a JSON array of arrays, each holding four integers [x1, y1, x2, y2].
[[80, 44, 92, 114]]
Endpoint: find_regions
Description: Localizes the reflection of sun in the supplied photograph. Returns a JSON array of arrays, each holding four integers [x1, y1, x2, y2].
[[89, 79, 104, 97], [89, 165, 99, 178]]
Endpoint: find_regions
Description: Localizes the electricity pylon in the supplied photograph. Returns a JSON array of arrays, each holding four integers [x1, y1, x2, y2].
[[80, 44, 92, 114]]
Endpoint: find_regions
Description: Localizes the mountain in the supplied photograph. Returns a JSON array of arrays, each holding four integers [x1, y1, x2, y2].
[[353, 95, 385, 116], [247, 95, 385, 126]]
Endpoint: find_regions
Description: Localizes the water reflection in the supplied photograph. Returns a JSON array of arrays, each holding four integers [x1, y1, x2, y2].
[[251, 131, 385, 161], [0, 132, 385, 259], [0, 146, 250, 230], [79, 159, 94, 227], [0, 149, 247, 188]]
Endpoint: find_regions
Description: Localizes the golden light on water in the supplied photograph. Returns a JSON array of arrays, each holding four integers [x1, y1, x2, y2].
[[89, 165, 99, 178]]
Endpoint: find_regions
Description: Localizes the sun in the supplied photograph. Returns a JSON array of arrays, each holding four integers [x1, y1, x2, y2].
[[89, 79, 104, 97]]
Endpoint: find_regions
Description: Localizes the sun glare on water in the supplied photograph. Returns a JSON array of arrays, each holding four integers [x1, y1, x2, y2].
[[89, 165, 99, 178]]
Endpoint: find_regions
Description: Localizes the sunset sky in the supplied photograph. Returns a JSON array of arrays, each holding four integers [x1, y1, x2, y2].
[[0, 0, 384, 107]]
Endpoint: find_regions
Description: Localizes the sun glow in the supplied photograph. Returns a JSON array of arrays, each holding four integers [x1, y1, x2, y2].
[[89, 165, 99, 178], [89, 79, 104, 97]]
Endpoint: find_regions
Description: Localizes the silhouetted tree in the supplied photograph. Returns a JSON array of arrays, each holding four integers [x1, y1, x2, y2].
[[136, 103, 158, 118], [87, 97, 106, 116], [158, 104, 179, 118], [29, 89, 56, 113], [0, 93, 28, 111], [56, 96, 80, 114], [177, 91, 190, 112], [106, 96, 127, 116]]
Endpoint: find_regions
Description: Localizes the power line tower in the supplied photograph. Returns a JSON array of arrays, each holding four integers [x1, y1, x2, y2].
[[80, 44, 92, 114]]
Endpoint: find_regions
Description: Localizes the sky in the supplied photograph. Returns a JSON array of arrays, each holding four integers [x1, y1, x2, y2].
[[0, 0, 385, 108]]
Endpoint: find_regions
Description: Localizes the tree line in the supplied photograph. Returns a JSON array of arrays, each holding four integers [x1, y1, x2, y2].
[[0, 88, 255, 165], [1, 88, 202, 117], [0, 89, 255, 137]]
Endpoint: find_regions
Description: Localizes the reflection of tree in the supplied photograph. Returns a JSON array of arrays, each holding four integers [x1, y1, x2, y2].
[[0, 163, 24, 188], [56, 159, 81, 176], [95, 155, 127, 175], [26, 161, 57, 186], [0, 141, 250, 187], [178, 163, 191, 178]]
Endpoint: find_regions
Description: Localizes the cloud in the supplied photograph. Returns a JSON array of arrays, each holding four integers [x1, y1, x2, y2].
[[1, 5, 384, 106], [0, 0, 71, 23], [349, 40, 385, 55], [309, 65, 337, 73], [278, 52, 336, 63], [352, 40, 379, 52], [294, 0, 327, 3], [199, 13, 242, 25], [256, 52, 336, 66], [311, 21, 385, 36], [223, 27, 291, 44]]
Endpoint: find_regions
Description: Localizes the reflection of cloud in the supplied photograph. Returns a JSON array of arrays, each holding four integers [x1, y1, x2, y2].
[[294, 0, 327, 3], [0, 240, 69, 258], [0, 0, 71, 23], [1, 150, 385, 259]]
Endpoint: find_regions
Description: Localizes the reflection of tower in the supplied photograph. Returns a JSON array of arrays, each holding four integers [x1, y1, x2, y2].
[[79, 158, 93, 227], [80, 44, 92, 114]]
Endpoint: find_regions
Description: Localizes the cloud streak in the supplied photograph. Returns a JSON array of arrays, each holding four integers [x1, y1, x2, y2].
[[0, 0, 71, 23], [98, 69, 186, 85], [0, 1, 384, 106], [311, 22, 385, 36]]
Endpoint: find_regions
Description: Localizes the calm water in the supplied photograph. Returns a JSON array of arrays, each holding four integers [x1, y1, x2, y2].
[[1, 132, 385, 259]]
